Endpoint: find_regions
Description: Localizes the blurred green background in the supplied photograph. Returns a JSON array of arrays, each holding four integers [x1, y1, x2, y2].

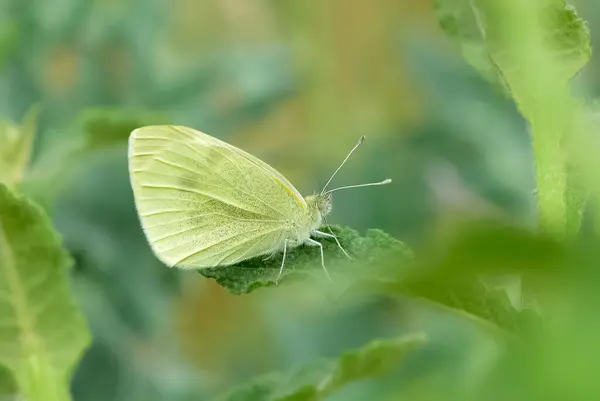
[[2, 0, 600, 400]]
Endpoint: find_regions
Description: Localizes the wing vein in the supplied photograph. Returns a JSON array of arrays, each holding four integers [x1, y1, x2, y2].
[[139, 184, 274, 218], [154, 156, 203, 177], [214, 232, 270, 265], [156, 145, 288, 218], [173, 225, 282, 266], [140, 209, 199, 217], [144, 212, 281, 229]]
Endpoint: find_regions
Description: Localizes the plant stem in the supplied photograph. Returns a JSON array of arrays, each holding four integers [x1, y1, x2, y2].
[[19, 357, 72, 401]]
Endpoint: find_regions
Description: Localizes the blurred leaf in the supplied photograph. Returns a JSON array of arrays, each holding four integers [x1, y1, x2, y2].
[[435, 0, 591, 87], [383, 222, 563, 335], [221, 333, 426, 401], [223, 375, 280, 401], [565, 159, 589, 236], [0, 20, 19, 72], [0, 364, 17, 396], [199, 226, 412, 295], [434, 0, 506, 87], [0, 105, 39, 186], [435, 0, 591, 236], [22, 108, 169, 210], [565, 102, 600, 236], [0, 184, 91, 400], [75, 108, 170, 150]]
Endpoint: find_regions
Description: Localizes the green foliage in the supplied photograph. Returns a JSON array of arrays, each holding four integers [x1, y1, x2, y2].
[[199, 226, 412, 295], [0, 106, 39, 186], [0, 0, 598, 400], [0, 184, 90, 400], [221, 334, 426, 401], [75, 108, 171, 150], [0, 364, 17, 396], [21, 108, 170, 210], [435, 0, 590, 89], [385, 222, 558, 336], [435, 0, 591, 237]]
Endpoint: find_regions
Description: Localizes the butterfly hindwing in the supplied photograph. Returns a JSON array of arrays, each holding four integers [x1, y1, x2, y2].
[[128, 125, 305, 268]]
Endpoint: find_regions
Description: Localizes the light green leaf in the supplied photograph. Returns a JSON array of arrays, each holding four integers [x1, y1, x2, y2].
[[564, 102, 600, 236], [435, 0, 591, 88], [199, 226, 412, 295], [435, 0, 591, 236], [0, 184, 91, 401], [0, 106, 39, 186], [221, 333, 426, 401]]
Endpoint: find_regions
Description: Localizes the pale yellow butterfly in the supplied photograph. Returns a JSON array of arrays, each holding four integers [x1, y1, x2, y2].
[[128, 125, 391, 284]]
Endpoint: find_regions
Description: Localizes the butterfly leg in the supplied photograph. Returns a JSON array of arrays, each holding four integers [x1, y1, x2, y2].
[[266, 232, 285, 261], [275, 239, 289, 285], [306, 238, 334, 283], [313, 228, 352, 260], [319, 218, 352, 259]]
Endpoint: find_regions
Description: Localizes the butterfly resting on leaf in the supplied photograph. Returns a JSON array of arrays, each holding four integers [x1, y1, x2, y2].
[[128, 126, 391, 284]]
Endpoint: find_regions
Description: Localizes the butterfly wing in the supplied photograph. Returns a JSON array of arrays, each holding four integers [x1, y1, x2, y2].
[[128, 125, 306, 268]]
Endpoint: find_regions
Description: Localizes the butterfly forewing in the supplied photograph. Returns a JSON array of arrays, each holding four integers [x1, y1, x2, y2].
[[128, 125, 305, 268]]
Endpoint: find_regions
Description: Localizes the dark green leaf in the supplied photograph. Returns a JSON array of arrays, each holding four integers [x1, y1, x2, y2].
[[0, 364, 17, 396], [199, 226, 412, 295], [76, 108, 170, 150]]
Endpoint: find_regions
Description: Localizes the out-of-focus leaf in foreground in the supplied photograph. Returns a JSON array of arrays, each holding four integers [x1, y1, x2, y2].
[[385, 222, 564, 335], [0, 184, 91, 400], [0, 106, 39, 186], [434, 0, 590, 236], [199, 226, 412, 295], [221, 333, 426, 401]]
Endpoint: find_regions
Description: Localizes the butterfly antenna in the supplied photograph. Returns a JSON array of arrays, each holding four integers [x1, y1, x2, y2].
[[324, 178, 392, 195], [320, 135, 365, 195]]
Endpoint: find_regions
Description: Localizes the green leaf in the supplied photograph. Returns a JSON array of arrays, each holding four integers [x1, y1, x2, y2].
[[384, 222, 558, 335], [221, 333, 426, 401], [199, 226, 412, 295], [0, 363, 17, 396], [22, 108, 170, 210], [435, 0, 591, 236], [434, 0, 591, 87], [0, 18, 19, 72], [434, 0, 506, 86], [564, 102, 600, 236], [75, 108, 170, 150], [0, 105, 39, 186], [0, 184, 91, 401]]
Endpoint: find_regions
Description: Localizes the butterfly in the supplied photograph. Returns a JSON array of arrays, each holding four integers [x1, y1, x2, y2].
[[128, 125, 391, 283]]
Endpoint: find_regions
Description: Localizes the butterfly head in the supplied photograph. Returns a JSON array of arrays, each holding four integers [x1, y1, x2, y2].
[[305, 193, 333, 220], [304, 135, 391, 228]]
